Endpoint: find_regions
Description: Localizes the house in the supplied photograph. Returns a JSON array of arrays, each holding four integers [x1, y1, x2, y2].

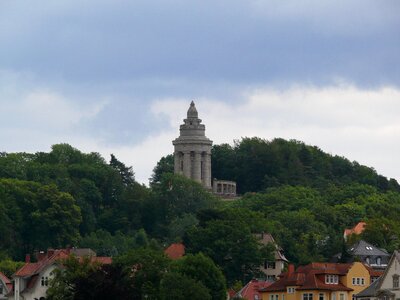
[[255, 233, 289, 281], [233, 279, 273, 300], [0, 272, 12, 300], [9, 248, 112, 300], [344, 222, 366, 241], [372, 250, 400, 300], [332, 240, 390, 270], [354, 277, 381, 300], [259, 262, 377, 300], [164, 243, 185, 260]]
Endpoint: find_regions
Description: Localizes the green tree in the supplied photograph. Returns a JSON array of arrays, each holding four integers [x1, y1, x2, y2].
[[159, 272, 211, 300], [150, 154, 174, 186], [171, 253, 227, 300], [151, 173, 217, 226], [113, 248, 170, 299], [109, 154, 135, 186], [185, 218, 263, 284]]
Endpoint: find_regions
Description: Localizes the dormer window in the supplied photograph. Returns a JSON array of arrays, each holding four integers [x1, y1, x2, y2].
[[377, 257, 382, 265], [325, 275, 339, 284]]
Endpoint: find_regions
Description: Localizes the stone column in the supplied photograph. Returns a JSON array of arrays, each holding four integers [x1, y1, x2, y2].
[[183, 152, 191, 178], [202, 153, 212, 188], [193, 152, 202, 183], [174, 152, 181, 174]]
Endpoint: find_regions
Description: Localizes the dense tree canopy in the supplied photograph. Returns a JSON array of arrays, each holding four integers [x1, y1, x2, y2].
[[1, 139, 400, 291]]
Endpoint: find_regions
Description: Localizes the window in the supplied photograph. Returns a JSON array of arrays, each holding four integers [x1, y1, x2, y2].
[[41, 277, 45, 286], [282, 294, 285, 300], [41, 276, 49, 287], [267, 275, 276, 281], [270, 294, 279, 300], [393, 275, 399, 289], [340, 293, 345, 300], [319, 293, 324, 300], [287, 287, 296, 294], [254, 295, 259, 300], [332, 293, 336, 300], [303, 293, 313, 300], [352, 277, 365, 286], [265, 261, 276, 269], [326, 275, 339, 284], [0, 283, 3, 294], [377, 257, 382, 265]]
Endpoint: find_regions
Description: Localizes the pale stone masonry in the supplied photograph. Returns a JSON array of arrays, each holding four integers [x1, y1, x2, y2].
[[172, 101, 213, 189], [212, 179, 237, 196]]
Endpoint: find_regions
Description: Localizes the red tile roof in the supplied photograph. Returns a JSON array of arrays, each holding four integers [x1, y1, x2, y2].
[[164, 243, 185, 260], [0, 271, 12, 292], [364, 265, 384, 277], [261, 263, 355, 293], [344, 222, 366, 238], [235, 279, 273, 299], [14, 248, 112, 278], [92, 257, 113, 264], [14, 249, 70, 277]]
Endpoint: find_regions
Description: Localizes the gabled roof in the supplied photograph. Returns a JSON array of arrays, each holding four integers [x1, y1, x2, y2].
[[344, 222, 366, 238], [0, 271, 12, 293], [356, 277, 381, 298], [235, 279, 273, 299], [164, 243, 185, 260], [255, 233, 289, 262], [348, 240, 389, 257], [363, 265, 384, 278], [376, 250, 400, 291], [14, 249, 70, 277], [261, 263, 357, 293], [14, 248, 112, 278]]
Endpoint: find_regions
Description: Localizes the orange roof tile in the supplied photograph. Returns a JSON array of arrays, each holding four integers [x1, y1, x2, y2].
[[0, 271, 12, 292], [235, 279, 273, 299], [261, 263, 355, 293], [344, 222, 366, 238], [14, 249, 112, 277], [165, 243, 185, 260]]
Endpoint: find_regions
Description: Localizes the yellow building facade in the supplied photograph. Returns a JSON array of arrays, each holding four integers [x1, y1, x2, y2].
[[261, 262, 372, 300]]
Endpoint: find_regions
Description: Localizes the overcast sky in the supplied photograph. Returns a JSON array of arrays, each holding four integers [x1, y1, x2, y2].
[[1, 0, 399, 184]]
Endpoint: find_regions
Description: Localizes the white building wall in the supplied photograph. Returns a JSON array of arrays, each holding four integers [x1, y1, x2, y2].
[[379, 256, 400, 299], [21, 265, 56, 300]]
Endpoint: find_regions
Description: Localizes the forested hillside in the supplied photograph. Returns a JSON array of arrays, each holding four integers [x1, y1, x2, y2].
[[212, 137, 400, 194], [1, 139, 400, 289]]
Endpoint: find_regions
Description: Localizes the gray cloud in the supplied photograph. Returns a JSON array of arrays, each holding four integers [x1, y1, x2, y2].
[[0, 1, 399, 183], [1, 0, 399, 87]]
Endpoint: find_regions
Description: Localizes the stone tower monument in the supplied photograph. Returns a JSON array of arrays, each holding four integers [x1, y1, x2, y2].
[[172, 101, 212, 189]]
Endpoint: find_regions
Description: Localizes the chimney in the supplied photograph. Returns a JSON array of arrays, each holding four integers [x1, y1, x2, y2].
[[47, 248, 55, 258], [288, 264, 295, 275], [35, 250, 46, 261], [25, 254, 31, 263]]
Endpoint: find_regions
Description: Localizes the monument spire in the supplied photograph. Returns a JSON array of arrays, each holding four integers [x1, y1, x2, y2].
[[172, 101, 212, 189]]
